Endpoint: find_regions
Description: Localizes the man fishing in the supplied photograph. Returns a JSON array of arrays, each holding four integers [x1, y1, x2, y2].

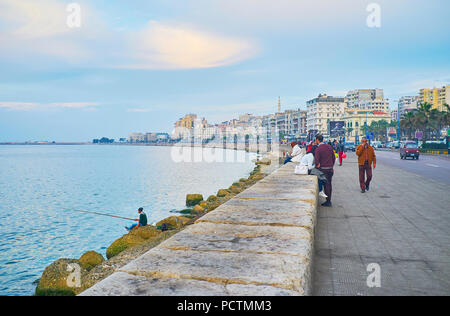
[[125, 207, 147, 231]]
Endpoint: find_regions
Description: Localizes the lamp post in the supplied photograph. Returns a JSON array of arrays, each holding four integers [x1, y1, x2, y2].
[[364, 110, 368, 137], [397, 101, 401, 141]]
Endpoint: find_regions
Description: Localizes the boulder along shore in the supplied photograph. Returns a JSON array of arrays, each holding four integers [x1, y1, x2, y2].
[[34, 152, 277, 296]]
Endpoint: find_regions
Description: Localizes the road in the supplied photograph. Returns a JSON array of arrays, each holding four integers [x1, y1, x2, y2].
[[361, 150, 450, 185], [313, 153, 450, 296]]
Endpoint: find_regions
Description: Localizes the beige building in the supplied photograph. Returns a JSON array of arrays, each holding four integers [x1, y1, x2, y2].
[[343, 109, 392, 142], [398, 96, 419, 117], [129, 132, 145, 143], [175, 114, 197, 129], [345, 89, 389, 111], [306, 94, 346, 136]]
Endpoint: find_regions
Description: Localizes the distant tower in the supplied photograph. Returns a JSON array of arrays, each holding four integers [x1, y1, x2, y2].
[[278, 96, 281, 113]]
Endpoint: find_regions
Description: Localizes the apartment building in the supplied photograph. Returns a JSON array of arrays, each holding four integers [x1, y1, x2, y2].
[[262, 109, 307, 138], [419, 85, 450, 111], [398, 96, 419, 117], [306, 94, 346, 136], [345, 89, 389, 111]]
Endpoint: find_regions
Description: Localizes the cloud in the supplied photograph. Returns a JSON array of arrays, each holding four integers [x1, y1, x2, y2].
[[0, 102, 37, 110], [50, 102, 99, 108], [0, 1, 258, 69], [0, 101, 99, 111], [0, 0, 103, 61], [123, 21, 258, 69], [127, 108, 152, 113]]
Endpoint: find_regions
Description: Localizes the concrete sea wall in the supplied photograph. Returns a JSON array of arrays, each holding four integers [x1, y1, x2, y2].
[[80, 162, 318, 296]]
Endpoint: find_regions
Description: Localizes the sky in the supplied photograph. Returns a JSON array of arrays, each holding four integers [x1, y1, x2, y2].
[[0, 0, 449, 142]]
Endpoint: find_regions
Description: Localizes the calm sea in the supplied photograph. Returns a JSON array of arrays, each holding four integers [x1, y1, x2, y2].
[[0, 145, 257, 296]]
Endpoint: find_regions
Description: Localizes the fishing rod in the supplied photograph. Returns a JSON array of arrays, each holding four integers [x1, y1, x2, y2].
[[68, 209, 137, 221]]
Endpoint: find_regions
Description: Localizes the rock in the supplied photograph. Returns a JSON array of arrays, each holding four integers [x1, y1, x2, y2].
[[217, 189, 229, 197], [206, 200, 222, 212], [229, 185, 242, 194], [250, 174, 264, 181], [186, 194, 204, 207], [35, 258, 88, 296], [255, 158, 272, 165], [133, 225, 161, 240], [179, 208, 193, 215], [199, 201, 208, 208], [207, 195, 217, 202], [192, 205, 205, 214], [156, 216, 191, 230], [79, 251, 104, 271], [106, 234, 144, 260], [106, 226, 161, 259]]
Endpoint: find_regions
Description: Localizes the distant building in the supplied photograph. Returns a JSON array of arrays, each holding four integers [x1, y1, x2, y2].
[[129, 132, 145, 143], [345, 89, 389, 112], [145, 133, 157, 143], [343, 109, 391, 142], [262, 109, 307, 139], [398, 96, 419, 117], [156, 133, 170, 142], [175, 114, 197, 129], [419, 85, 450, 111], [306, 94, 346, 136], [239, 113, 253, 123], [391, 109, 398, 121]]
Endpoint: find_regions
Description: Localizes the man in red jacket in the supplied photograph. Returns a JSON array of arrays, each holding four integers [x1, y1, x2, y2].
[[355, 137, 376, 193], [314, 134, 336, 207]]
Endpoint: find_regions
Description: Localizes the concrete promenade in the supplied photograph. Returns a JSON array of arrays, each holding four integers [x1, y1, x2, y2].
[[81, 159, 318, 296], [314, 154, 450, 296]]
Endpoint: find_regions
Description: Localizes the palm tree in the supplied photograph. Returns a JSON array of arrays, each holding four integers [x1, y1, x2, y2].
[[401, 111, 416, 139]]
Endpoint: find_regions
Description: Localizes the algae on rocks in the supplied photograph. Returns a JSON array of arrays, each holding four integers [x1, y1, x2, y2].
[[106, 225, 162, 259], [186, 194, 204, 207], [79, 251, 105, 271], [35, 258, 87, 296], [156, 216, 191, 230]]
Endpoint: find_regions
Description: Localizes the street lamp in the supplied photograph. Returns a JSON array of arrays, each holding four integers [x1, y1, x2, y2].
[[397, 101, 401, 141]]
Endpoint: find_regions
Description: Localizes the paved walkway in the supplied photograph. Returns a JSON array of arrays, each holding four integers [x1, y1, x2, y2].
[[313, 154, 450, 296]]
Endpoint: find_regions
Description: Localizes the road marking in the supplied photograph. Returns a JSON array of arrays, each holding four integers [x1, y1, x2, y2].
[[426, 163, 439, 168]]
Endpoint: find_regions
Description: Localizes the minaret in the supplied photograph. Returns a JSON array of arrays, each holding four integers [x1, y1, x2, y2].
[[278, 96, 281, 113]]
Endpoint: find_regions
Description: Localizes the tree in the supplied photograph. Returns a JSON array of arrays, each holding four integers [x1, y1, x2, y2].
[[399, 102, 449, 142], [401, 112, 415, 140]]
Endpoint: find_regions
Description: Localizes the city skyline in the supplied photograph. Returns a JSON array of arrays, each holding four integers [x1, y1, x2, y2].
[[0, 0, 449, 142]]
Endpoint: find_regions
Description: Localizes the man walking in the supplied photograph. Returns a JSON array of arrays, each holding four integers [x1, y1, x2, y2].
[[337, 140, 345, 166], [356, 137, 376, 193], [314, 135, 335, 207]]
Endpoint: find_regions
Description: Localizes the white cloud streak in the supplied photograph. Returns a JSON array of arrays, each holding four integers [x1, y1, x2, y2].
[[0, 101, 99, 111]]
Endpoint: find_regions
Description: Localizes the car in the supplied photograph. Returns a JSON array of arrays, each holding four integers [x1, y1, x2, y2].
[[345, 142, 356, 152], [371, 141, 382, 149], [400, 142, 420, 160]]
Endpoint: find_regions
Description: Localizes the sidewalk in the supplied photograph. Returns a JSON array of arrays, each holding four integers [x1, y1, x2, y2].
[[313, 155, 450, 296]]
